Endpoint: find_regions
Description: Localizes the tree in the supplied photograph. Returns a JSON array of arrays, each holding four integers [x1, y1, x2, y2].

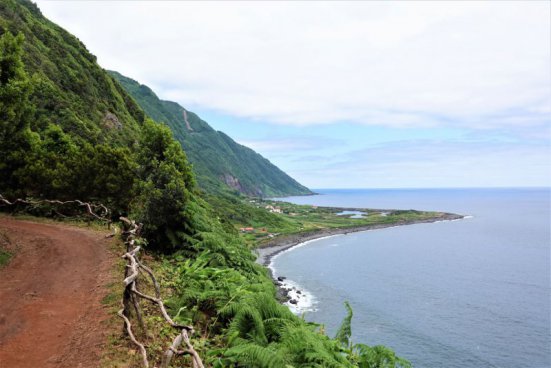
[[0, 30, 34, 196], [133, 119, 198, 251], [0, 30, 31, 135]]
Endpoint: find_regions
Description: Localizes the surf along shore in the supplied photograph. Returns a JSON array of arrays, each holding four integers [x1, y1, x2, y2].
[[255, 211, 464, 308]]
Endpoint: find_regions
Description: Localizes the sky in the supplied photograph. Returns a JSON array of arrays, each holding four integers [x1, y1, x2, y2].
[[35, 1, 550, 189]]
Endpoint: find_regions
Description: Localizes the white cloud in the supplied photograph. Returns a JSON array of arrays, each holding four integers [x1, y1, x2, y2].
[[238, 136, 342, 153], [292, 140, 551, 188], [36, 1, 550, 131]]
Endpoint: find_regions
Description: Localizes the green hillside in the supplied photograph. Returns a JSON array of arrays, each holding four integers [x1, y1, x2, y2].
[[110, 71, 313, 198], [0, 1, 409, 366], [0, 0, 144, 210]]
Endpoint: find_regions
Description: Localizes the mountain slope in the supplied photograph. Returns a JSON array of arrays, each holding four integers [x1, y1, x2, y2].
[[0, 0, 202, 250], [0, 1, 144, 146], [0, 2, 410, 366], [110, 71, 313, 197]]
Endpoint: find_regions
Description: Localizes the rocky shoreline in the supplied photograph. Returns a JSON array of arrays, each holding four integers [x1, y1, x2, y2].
[[255, 212, 464, 306]]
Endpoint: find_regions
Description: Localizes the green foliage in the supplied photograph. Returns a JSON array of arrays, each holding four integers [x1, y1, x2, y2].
[[223, 343, 288, 368], [0, 0, 144, 208], [0, 30, 30, 134], [164, 250, 413, 368], [0, 248, 11, 267], [110, 71, 313, 198], [132, 119, 197, 250], [336, 302, 412, 368], [336, 301, 354, 348], [352, 344, 412, 368], [0, 3, 413, 367], [0, 29, 34, 194], [0, 1, 143, 144]]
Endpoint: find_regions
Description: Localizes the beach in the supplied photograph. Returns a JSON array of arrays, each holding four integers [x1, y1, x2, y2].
[[255, 212, 464, 267], [254, 211, 465, 310]]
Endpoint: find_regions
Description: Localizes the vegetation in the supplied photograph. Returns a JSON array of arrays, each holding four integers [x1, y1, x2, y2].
[[208, 195, 450, 248], [0, 1, 414, 367], [0, 248, 11, 267], [110, 71, 313, 198], [0, 232, 11, 267]]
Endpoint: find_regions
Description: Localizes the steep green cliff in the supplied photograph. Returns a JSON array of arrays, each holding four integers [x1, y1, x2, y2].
[[110, 71, 312, 198]]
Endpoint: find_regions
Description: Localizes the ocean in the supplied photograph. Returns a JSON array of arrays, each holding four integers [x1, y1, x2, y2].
[[271, 188, 550, 368]]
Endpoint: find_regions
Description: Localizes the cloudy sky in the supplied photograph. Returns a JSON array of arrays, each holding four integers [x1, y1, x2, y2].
[[36, 1, 550, 188]]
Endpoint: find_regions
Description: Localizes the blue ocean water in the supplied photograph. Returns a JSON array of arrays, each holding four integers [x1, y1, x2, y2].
[[273, 188, 550, 368]]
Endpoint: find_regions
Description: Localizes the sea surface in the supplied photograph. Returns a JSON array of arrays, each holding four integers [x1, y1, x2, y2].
[[271, 188, 550, 368]]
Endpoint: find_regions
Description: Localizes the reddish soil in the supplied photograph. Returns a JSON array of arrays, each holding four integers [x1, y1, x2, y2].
[[0, 216, 116, 368]]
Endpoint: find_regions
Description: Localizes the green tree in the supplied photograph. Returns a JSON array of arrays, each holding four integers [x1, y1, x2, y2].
[[133, 119, 197, 250], [0, 30, 34, 196], [0, 30, 31, 135]]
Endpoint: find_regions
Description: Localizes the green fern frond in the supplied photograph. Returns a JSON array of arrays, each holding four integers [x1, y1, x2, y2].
[[225, 343, 288, 368], [335, 301, 353, 348]]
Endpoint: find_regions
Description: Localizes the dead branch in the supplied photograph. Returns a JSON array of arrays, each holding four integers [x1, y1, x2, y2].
[[137, 260, 160, 298], [130, 284, 192, 330], [182, 329, 204, 368], [162, 331, 186, 368], [0, 194, 111, 225], [118, 304, 149, 368], [162, 329, 204, 368], [122, 247, 141, 286], [1, 195, 205, 367], [118, 217, 204, 368], [105, 226, 118, 238]]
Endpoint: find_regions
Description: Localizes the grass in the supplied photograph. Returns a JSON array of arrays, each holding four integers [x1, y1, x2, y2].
[[100, 242, 187, 368], [0, 230, 13, 268], [0, 212, 113, 232], [234, 198, 454, 248], [0, 248, 11, 268]]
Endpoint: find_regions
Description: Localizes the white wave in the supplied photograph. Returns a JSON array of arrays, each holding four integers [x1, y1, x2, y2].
[[268, 215, 469, 314], [268, 236, 342, 314], [432, 215, 473, 224], [278, 278, 317, 314], [269, 234, 344, 268]]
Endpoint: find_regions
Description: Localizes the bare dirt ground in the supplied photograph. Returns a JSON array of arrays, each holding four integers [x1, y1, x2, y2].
[[0, 216, 116, 368]]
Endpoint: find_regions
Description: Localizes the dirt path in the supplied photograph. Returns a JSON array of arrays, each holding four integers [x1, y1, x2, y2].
[[0, 216, 116, 368]]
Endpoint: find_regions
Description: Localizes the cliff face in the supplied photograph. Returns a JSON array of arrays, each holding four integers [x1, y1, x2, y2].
[[110, 71, 313, 198]]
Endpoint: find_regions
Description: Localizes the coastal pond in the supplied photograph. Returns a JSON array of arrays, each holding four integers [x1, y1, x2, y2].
[[335, 210, 366, 218]]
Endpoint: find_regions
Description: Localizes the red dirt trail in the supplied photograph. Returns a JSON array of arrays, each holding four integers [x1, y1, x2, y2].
[[0, 216, 115, 368]]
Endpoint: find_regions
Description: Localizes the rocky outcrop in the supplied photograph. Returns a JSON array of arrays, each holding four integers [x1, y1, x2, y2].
[[102, 112, 122, 129], [221, 173, 244, 193], [182, 109, 193, 131]]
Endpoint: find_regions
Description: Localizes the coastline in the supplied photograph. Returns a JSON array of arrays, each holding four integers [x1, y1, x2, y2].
[[254, 212, 465, 308], [256, 212, 464, 267]]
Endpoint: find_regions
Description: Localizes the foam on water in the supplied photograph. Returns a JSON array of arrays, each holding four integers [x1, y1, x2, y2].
[[269, 234, 344, 314], [281, 278, 317, 314], [272, 188, 550, 368]]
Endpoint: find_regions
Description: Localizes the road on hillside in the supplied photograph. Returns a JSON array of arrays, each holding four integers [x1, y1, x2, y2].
[[0, 216, 115, 368]]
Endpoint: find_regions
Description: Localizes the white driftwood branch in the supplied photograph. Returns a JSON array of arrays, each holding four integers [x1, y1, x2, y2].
[[122, 246, 141, 286], [0, 194, 204, 367], [118, 216, 204, 368], [118, 305, 149, 368], [162, 329, 204, 368], [137, 260, 161, 298], [0, 194, 111, 222]]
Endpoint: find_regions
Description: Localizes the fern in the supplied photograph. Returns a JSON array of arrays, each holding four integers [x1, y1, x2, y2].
[[353, 344, 412, 368], [225, 343, 288, 368], [335, 301, 354, 348]]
